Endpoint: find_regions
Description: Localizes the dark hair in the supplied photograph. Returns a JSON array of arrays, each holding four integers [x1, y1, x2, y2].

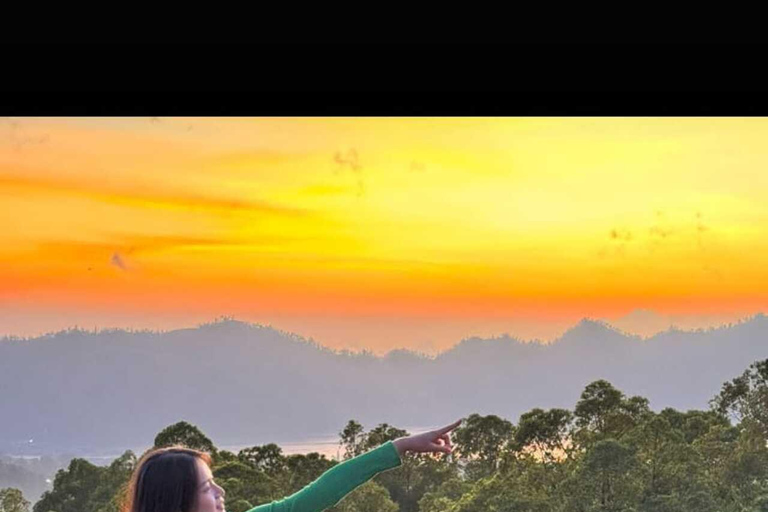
[[121, 446, 213, 512]]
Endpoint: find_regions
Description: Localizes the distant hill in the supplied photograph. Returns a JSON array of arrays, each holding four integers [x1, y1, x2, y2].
[[2, 314, 766, 458]]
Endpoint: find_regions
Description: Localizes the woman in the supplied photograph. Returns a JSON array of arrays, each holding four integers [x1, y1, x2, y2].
[[122, 419, 461, 512]]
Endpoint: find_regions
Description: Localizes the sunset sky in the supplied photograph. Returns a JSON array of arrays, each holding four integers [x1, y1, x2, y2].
[[1, 117, 767, 354]]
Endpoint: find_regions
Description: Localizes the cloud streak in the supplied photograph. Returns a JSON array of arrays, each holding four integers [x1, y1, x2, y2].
[[0, 170, 309, 219], [30, 232, 331, 271]]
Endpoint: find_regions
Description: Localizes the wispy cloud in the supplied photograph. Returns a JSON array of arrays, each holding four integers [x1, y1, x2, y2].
[[110, 252, 128, 270], [333, 148, 365, 197], [0, 169, 309, 219], [609, 228, 633, 242], [30, 232, 330, 272], [333, 149, 362, 173], [1, 118, 50, 151], [149, 117, 196, 133], [597, 209, 725, 280], [603, 227, 634, 258]]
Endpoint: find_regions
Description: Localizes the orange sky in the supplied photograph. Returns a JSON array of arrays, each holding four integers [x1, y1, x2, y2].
[[1, 117, 767, 353]]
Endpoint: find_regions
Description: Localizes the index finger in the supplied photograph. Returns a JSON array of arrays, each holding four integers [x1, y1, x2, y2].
[[437, 419, 462, 434]]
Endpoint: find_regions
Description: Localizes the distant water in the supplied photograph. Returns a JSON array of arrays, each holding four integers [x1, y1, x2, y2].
[[214, 424, 439, 461], [3, 425, 439, 465], [220, 437, 343, 460]]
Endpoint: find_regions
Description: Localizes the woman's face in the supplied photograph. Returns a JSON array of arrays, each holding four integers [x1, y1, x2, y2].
[[193, 458, 226, 512]]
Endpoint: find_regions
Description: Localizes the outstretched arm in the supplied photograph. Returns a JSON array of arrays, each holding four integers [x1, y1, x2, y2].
[[246, 420, 461, 512], [391, 419, 459, 458]]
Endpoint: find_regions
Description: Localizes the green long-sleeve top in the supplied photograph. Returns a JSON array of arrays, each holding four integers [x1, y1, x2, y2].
[[246, 441, 402, 512]]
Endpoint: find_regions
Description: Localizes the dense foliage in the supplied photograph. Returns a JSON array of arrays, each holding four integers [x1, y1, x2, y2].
[[14, 358, 768, 512]]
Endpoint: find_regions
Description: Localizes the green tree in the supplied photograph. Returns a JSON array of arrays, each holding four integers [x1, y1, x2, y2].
[[213, 460, 276, 508], [337, 421, 454, 512], [238, 444, 287, 475], [658, 408, 728, 445], [91, 450, 136, 512], [356, 423, 425, 511], [449, 475, 498, 512], [339, 420, 366, 460], [226, 499, 254, 512], [453, 414, 515, 480], [712, 358, 768, 437], [33, 459, 102, 512], [575, 380, 624, 432], [0, 488, 30, 512], [360, 424, 408, 453], [566, 438, 641, 512], [379, 451, 458, 512], [220, 449, 337, 508], [417, 477, 473, 512], [622, 414, 717, 512], [31, 451, 135, 512], [283, 453, 336, 494], [514, 408, 574, 464], [692, 422, 741, 509], [328, 480, 399, 512], [627, 415, 683, 503], [720, 421, 768, 510], [153, 420, 217, 453], [358, 423, 418, 512], [448, 470, 552, 512], [213, 450, 238, 465], [574, 380, 651, 448], [492, 455, 572, 511]]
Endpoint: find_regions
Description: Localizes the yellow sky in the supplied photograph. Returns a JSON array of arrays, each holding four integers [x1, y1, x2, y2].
[[1, 117, 767, 353]]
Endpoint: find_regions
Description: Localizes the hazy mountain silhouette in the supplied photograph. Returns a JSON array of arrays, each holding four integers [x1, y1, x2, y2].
[[2, 314, 766, 459], [606, 308, 674, 336]]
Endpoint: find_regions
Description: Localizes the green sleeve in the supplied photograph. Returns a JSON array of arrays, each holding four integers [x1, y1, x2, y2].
[[245, 441, 402, 512]]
